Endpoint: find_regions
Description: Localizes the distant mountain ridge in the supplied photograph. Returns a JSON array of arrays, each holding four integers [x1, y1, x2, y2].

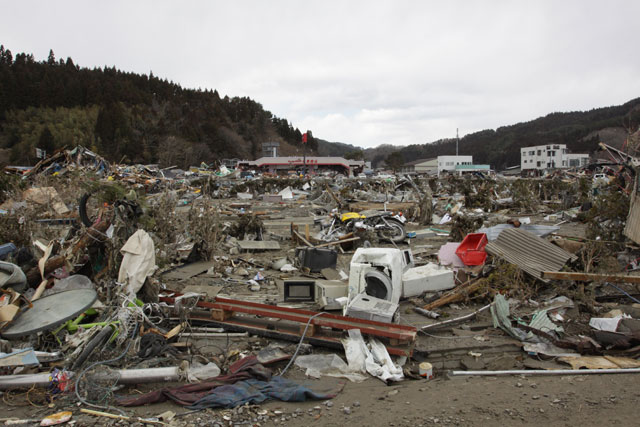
[[383, 99, 640, 170], [1, 45, 638, 170]]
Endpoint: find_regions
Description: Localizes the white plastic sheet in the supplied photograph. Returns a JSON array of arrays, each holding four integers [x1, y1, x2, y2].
[[118, 229, 157, 295], [294, 354, 367, 383], [589, 315, 630, 332], [277, 187, 294, 200], [187, 362, 221, 382], [342, 329, 403, 382]]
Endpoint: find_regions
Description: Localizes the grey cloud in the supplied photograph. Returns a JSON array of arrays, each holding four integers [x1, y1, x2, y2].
[[2, 0, 640, 148]]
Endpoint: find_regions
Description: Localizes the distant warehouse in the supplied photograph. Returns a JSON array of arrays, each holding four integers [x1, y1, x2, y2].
[[401, 155, 491, 176]]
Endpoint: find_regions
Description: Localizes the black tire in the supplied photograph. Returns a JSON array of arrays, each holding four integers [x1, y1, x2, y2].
[[379, 219, 406, 243], [78, 193, 94, 227], [72, 325, 113, 370]]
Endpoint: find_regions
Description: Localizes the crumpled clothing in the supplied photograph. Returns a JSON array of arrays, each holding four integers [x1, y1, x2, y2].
[[187, 376, 342, 410], [117, 356, 270, 407]]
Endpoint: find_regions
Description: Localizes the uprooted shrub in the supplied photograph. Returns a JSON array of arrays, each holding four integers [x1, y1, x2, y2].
[[462, 180, 494, 211], [510, 179, 539, 212], [0, 212, 34, 248], [186, 199, 223, 261], [584, 188, 630, 248], [480, 260, 539, 302], [229, 214, 264, 240], [449, 214, 485, 242]]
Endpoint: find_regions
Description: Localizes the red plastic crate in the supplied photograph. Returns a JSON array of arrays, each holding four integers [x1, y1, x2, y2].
[[455, 233, 488, 266]]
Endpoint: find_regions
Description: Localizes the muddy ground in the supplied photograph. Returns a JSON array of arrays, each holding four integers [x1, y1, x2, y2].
[[2, 372, 638, 426]]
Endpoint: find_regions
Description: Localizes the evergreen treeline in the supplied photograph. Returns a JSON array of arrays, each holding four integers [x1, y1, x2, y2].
[[0, 46, 317, 167]]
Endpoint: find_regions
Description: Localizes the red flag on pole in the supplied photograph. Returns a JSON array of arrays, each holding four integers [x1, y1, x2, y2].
[[302, 133, 307, 144]]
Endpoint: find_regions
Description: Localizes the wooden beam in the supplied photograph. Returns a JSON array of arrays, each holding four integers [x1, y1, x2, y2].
[[422, 279, 484, 311], [292, 229, 314, 247], [324, 183, 342, 208], [313, 236, 360, 248], [541, 271, 640, 284]]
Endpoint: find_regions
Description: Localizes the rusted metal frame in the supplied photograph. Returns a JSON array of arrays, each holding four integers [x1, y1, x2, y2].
[[187, 315, 413, 357], [212, 300, 414, 341], [160, 293, 416, 342]]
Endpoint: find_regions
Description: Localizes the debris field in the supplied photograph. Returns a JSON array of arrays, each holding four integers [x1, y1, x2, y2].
[[0, 146, 639, 426]]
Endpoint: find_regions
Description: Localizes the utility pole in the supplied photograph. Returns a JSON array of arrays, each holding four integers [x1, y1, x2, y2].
[[302, 132, 308, 177], [456, 128, 459, 157]]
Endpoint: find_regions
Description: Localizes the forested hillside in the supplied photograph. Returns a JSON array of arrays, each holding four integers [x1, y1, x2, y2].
[[2, 46, 639, 171], [383, 99, 640, 170], [0, 46, 318, 167]]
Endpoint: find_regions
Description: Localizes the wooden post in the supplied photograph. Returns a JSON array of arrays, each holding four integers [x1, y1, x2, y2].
[[541, 271, 640, 284]]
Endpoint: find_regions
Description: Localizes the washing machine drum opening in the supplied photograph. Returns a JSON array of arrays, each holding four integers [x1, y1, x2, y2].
[[364, 270, 393, 300]]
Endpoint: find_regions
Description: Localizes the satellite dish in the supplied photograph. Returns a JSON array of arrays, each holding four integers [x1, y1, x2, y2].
[[2, 289, 98, 339]]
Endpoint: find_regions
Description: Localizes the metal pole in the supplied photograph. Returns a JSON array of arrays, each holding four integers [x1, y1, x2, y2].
[[421, 304, 491, 330], [456, 128, 459, 157], [451, 368, 640, 377]]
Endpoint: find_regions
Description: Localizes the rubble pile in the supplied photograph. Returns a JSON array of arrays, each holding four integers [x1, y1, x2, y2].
[[1, 147, 639, 424]]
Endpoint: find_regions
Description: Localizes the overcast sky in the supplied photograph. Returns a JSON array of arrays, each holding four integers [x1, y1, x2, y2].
[[3, 1, 640, 148]]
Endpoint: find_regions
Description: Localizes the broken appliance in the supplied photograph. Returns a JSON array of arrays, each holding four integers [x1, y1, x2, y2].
[[401, 263, 454, 297], [347, 248, 455, 315], [345, 293, 399, 323], [295, 247, 338, 272], [315, 280, 348, 310], [346, 248, 409, 312], [283, 280, 316, 302]]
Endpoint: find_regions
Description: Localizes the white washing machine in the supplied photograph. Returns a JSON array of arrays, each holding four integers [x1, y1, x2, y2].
[[346, 248, 406, 314]]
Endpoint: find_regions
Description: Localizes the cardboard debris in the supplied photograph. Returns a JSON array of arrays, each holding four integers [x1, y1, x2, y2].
[[23, 187, 70, 215]]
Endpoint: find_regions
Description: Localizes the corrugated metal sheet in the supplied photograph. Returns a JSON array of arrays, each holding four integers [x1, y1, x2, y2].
[[485, 228, 577, 282], [477, 224, 560, 241], [624, 193, 640, 245]]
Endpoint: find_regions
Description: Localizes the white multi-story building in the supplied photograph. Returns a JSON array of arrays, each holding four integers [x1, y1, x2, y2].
[[520, 144, 589, 171], [437, 155, 473, 175]]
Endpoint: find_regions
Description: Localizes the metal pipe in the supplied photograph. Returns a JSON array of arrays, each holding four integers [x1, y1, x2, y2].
[[421, 304, 491, 330], [0, 367, 184, 390], [189, 327, 226, 333], [413, 307, 440, 319], [451, 368, 640, 377], [0, 372, 56, 389], [102, 367, 181, 384], [178, 332, 248, 338]]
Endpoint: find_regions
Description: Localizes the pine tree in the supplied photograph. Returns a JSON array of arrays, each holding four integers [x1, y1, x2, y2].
[[38, 126, 56, 154], [47, 49, 56, 65]]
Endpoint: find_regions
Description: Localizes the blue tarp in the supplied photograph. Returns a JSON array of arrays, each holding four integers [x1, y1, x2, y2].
[[188, 376, 339, 410]]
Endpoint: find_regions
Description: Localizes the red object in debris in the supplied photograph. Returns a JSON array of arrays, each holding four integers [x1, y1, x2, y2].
[[455, 233, 488, 266]]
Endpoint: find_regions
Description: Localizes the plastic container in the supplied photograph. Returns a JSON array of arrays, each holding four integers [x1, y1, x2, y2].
[[455, 233, 488, 266], [419, 362, 434, 379]]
